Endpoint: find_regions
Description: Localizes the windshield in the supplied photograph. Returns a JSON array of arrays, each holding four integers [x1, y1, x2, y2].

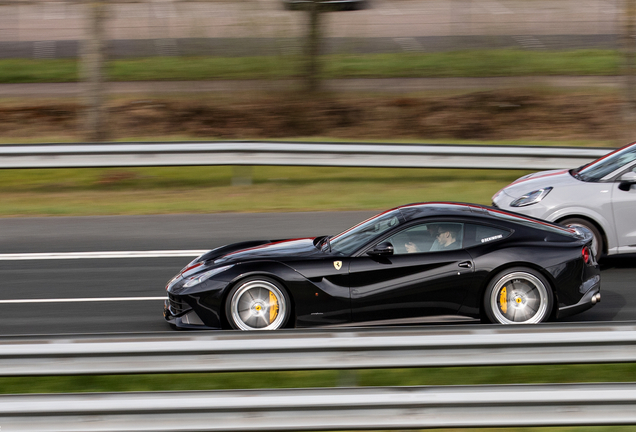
[[327, 209, 402, 255], [575, 143, 636, 182]]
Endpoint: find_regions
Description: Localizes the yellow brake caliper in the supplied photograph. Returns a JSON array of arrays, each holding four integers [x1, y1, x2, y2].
[[269, 290, 279, 324], [500, 286, 508, 314]]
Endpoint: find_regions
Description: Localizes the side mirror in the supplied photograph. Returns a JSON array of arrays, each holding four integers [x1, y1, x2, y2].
[[618, 172, 636, 191], [367, 241, 394, 256]]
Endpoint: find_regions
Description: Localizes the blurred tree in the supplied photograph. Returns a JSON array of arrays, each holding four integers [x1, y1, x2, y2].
[[81, 0, 108, 141], [305, 0, 323, 92]]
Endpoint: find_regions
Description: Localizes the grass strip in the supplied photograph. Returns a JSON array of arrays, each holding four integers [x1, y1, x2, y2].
[[0, 166, 531, 216], [2, 363, 635, 394], [0, 49, 622, 83]]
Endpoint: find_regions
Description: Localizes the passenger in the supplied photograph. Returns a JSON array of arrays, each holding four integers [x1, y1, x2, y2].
[[430, 225, 460, 251]]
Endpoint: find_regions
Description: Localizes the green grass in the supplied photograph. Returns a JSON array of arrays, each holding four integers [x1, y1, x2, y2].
[[0, 165, 532, 216], [0, 49, 622, 83], [2, 363, 635, 394]]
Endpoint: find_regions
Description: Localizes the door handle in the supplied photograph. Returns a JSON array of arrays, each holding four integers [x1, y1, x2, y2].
[[458, 261, 472, 269]]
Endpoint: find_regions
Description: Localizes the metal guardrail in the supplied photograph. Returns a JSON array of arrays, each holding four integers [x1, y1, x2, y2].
[[2, 324, 636, 430], [2, 383, 636, 431], [1, 323, 635, 376], [0, 142, 612, 169]]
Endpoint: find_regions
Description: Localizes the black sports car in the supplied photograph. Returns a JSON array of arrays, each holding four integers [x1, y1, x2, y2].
[[164, 202, 601, 330]]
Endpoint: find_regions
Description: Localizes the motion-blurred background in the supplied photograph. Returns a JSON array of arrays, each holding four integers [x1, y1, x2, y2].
[[2, 0, 634, 216], [0, 0, 632, 144]]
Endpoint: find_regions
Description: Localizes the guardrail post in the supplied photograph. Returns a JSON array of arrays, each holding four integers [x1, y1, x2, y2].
[[81, 0, 108, 141]]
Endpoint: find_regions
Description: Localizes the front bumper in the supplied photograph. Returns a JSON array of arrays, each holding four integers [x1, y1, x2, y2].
[[164, 299, 219, 329]]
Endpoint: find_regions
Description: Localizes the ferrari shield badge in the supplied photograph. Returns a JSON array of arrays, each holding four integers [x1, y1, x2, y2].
[[333, 261, 342, 270]]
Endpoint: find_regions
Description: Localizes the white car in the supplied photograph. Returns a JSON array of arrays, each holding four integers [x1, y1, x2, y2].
[[492, 142, 636, 260]]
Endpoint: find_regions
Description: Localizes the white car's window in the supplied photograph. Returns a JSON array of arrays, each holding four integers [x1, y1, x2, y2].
[[575, 144, 636, 181]]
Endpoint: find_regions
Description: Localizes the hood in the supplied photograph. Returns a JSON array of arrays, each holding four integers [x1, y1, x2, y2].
[[213, 237, 324, 264], [494, 169, 577, 200]]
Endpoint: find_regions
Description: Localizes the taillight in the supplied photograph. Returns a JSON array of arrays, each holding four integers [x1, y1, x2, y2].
[[582, 246, 591, 264]]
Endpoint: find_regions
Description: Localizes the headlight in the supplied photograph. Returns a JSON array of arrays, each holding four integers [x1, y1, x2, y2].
[[510, 187, 553, 207], [182, 265, 234, 288]]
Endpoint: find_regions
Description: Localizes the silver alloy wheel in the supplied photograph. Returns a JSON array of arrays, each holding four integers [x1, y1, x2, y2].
[[229, 280, 287, 330], [489, 271, 549, 324]]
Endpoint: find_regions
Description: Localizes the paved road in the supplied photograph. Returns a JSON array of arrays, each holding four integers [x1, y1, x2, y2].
[[0, 212, 633, 336]]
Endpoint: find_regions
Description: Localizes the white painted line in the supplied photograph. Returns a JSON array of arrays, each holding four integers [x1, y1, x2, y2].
[[0, 250, 207, 261], [0, 297, 167, 304]]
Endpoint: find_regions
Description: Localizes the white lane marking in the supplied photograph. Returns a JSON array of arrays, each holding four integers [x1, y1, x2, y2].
[[0, 250, 207, 261], [0, 297, 167, 304]]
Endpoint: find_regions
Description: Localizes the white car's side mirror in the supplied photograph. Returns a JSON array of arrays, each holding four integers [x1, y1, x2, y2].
[[618, 171, 636, 191]]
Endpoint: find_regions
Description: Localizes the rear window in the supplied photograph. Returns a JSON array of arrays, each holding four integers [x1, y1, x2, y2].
[[463, 224, 512, 248], [485, 208, 576, 237]]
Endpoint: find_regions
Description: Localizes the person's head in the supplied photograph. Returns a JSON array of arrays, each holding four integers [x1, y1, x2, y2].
[[434, 224, 457, 246]]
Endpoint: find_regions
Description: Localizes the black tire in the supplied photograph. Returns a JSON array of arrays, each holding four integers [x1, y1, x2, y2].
[[483, 267, 553, 324], [225, 277, 291, 330], [561, 217, 603, 261]]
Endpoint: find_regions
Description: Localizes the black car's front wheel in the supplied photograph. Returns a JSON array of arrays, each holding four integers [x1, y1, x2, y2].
[[225, 277, 290, 330], [484, 267, 553, 324]]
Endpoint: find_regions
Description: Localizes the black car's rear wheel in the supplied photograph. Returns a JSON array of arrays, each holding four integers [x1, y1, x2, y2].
[[484, 267, 553, 324], [226, 278, 290, 330]]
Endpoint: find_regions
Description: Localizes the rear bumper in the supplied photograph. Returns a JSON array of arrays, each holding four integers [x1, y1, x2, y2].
[[556, 279, 601, 319]]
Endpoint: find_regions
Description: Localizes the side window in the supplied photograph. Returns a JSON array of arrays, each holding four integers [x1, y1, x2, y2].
[[387, 222, 464, 255], [463, 224, 511, 248]]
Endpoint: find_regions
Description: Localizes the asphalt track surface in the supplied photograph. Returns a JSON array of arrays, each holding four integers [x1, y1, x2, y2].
[[0, 212, 634, 336]]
